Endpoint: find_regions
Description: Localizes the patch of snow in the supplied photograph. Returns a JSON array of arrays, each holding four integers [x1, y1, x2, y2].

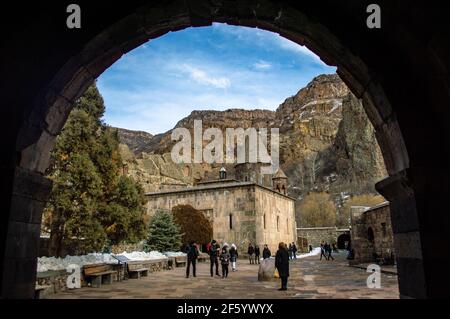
[[37, 250, 174, 272], [297, 247, 321, 258]]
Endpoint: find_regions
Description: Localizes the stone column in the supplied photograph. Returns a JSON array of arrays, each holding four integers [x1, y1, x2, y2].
[[376, 168, 450, 298], [1, 166, 52, 298]]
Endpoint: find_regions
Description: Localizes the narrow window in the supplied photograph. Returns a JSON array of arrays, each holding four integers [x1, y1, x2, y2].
[[263, 214, 266, 229], [229, 214, 233, 230], [277, 216, 280, 231]]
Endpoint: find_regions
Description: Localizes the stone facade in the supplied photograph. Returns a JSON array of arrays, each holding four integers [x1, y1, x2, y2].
[[297, 227, 350, 251], [350, 202, 395, 264], [146, 176, 296, 254]]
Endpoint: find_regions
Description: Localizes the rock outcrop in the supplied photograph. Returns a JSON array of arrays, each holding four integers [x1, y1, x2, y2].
[[114, 73, 387, 212]]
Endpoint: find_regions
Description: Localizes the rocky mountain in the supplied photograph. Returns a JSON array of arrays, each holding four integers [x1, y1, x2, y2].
[[115, 128, 153, 155], [114, 73, 387, 210]]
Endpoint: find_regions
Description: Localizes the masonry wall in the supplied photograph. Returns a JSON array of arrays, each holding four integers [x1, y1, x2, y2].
[[146, 185, 296, 255], [146, 185, 257, 252], [350, 203, 395, 264], [254, 187, 297, 254], [296, 227, 348, 248]]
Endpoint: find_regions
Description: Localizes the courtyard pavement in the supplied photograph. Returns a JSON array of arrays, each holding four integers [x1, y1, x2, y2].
[[52, 252, 399, 299]]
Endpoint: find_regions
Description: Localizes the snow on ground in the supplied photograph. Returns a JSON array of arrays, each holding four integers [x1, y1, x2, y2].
[[37, 251, 186, 272], [297, 247, 321, 258]]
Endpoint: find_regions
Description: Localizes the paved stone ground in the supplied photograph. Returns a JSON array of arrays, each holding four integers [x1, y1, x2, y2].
[[52, 252, 399, 299]]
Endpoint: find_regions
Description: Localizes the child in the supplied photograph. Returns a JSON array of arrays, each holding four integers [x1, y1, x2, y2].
[[220, 246, 230, 278]]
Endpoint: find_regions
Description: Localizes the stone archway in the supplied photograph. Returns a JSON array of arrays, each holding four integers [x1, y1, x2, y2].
[[337, 233, 350, 250], [2, 1, 449, 299]]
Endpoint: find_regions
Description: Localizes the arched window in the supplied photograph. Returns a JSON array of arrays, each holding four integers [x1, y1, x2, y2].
[[368, 227, 375, 242], [282, 185, 286, 195]]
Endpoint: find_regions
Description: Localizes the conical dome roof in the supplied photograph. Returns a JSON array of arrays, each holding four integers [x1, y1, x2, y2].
[[272, 168, 287, 179]]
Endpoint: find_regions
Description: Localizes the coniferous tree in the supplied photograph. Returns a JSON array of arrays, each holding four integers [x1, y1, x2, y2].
[[145, 210, 182, 252], [44, 83, 146, 256]]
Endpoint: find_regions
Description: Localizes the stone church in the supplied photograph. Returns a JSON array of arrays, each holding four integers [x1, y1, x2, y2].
[[145, 163, 297, 254]]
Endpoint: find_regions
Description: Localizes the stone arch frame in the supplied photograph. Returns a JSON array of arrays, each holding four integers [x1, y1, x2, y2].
[[5, 1, 444, 299]]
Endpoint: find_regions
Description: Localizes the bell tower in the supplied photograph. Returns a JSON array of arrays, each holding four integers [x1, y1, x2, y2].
[[272, 168, 288, 195]]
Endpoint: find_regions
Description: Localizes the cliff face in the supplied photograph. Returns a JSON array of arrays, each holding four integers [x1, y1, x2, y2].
[[115, 74, 387, 204]]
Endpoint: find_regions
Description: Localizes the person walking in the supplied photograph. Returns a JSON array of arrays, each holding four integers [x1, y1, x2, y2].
[[262, 244, 271, 259], [230, 243, 239, 271], [320, 242, 328, 260], [275, 242, 290, 291], [248, 243, 255, 264], [292, 242, 298, 259], [220, 246, 231, 278], [254, 245, 261, 264], [309, 245, 313, 253], [209, 240, 221, 277], [185, 241, 199, 278], [326, 242, 334, 261]]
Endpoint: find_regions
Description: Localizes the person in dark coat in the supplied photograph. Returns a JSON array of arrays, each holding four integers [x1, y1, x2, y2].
[[292, 242, 298, 259], [262, 244, 271, 259], [209, 240, 220, 277], [185, 241, 199, 278], [254, 245, 261, 264], [248, 243, 255, 264], [219, 246, 231, 278], [229, 244, 239, 271], [326, 242, 334, 260], [275, 242, 290, 290], [309, 245, 313, 253], [320, 242, 328, 260]]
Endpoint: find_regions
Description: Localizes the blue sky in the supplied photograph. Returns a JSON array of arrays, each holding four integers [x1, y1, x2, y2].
[[97, 23, 336, 134]]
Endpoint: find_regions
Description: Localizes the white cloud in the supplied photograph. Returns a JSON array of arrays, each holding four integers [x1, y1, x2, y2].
[[181, 64, 231, 89], [253, 60, 272, 70]]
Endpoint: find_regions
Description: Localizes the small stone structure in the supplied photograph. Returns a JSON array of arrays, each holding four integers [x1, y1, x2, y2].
[[350, 202, 395, 264], [258, 258, 276, 281], [297, 227, 350, 251]]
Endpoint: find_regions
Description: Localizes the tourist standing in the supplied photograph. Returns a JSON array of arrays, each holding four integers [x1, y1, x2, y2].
[[248, 243, 255, 264], [220, 246, 230, 278], [230, 244, 239, 271], [309, 245, 313, 253], [209, 240, 220, 277], [186, 241, 199, 278], [254, 245, 261, 264], [275, 242, 290, 291], [262, 244, 271, 259], [292, 242, 298, 259]]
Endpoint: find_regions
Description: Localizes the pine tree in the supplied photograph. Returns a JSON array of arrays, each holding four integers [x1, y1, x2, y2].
[[44, 83, 146, 256], [145, 210, 182, 252]]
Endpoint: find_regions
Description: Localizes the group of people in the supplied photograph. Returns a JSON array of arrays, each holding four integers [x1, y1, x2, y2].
[[185, 240, 291, 291], [319, 241, 336, 261], [247, 243, 272, 264]]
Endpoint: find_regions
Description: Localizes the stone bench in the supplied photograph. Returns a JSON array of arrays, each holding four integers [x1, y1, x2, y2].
[[83, 264, 116, 288], [128, 267, 149, 279], [175, 256, 187, 267]]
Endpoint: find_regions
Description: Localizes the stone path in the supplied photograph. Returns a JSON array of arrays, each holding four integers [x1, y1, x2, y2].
[[52, 252, 399, 299]]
